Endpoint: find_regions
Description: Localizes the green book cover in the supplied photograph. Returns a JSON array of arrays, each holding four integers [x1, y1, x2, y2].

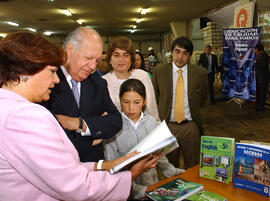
[[145, 177, 203, 201], [183, 190, 227, 201], [200, 136, 235, 184]]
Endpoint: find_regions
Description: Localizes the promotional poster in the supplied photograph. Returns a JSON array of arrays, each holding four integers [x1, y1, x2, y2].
[[222, 27, 261, 101]]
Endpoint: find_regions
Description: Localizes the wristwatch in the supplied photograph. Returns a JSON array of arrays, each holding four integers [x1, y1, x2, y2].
[[76, 117, 83, 133]]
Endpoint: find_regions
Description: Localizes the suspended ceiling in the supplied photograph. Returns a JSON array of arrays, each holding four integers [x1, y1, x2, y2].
[[0, 0, 237, 36]]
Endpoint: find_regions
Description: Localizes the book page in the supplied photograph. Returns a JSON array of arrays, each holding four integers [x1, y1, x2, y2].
[[128, 121, 173, 153], [110, 136, 178, 174]]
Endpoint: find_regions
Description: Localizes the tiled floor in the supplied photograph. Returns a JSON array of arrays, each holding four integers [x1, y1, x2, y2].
[[201, 95, 270, 143]]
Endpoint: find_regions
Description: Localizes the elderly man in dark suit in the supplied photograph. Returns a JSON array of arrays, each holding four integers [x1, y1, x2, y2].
[[43, 27, 122, 165], [254, 44, 269, 111], [198, 45, 218, 105], [152, 37, 208, 169]]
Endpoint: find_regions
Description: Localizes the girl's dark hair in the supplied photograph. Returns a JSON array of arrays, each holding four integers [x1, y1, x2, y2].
[[0, 31, 66, 87], [106, 36, 135, 72], [119, 79, 146, 110]]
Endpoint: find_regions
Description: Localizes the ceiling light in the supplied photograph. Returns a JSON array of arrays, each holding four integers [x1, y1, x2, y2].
[[0, 33, 7, 37], [133, 25, 137, 29], [141, 8, 148, 15], [76, 19, 83, 25], [26, 28, 37, 32], [60, 9, 72, 16], [44, 31, 53, 36], [136, 18, 141, 23], [48, 0, 54, 2], [7, 21, 19, 26]]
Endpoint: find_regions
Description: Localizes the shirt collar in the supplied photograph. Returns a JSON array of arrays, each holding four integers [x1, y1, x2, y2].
[[122, 111, 144, 129], [60, 66, 72, 82], [172, 62, 187, 73]]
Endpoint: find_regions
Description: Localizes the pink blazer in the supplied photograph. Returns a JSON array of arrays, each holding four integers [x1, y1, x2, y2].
[[103, 69, 160, 122], [0, 89, 131, 201]]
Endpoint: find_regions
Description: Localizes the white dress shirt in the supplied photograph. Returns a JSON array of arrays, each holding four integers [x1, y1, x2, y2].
[[207, 54, 212, 73], [169, 63, 192, 122], [118, 75, 132, 85], [60, 66, 91, 136]]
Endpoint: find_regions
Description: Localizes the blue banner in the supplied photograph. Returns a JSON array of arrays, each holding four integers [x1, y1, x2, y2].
[[222, 27, 261, 101]]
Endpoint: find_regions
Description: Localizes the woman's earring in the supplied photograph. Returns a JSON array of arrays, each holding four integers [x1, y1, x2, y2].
[[22, 75, 29, 82]]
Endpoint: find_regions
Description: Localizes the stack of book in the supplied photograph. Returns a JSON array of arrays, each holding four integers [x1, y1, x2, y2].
[[145, 177, 227, 201], [202, 21, 223, 49], [145, 136, 270, 200]]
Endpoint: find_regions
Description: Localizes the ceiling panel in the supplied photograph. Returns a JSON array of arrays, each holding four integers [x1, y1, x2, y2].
[[0, 0, 237, 36]]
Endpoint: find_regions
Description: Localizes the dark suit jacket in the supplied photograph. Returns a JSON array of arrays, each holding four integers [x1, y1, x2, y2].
[[152, 63, 208, 134], [42, 68, 122, 162], [255, 51, 269, 83], [198, 53, 218, 74]]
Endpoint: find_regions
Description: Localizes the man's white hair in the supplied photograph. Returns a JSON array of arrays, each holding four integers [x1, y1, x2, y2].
[[62, 27, 101, 51]]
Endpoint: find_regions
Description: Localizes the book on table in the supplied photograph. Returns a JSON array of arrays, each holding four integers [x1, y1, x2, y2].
[[199, 136, 235, 184], [145, 177, 203, 201], [183, 189, 227, 201], [233, 142, 270, 197], [109, 121, 179, 174]]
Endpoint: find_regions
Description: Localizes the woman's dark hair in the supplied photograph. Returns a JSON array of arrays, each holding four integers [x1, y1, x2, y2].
[[106, 36, 135, 72], [135, 51, 146, 71], [0, 31, 66, 87], [255, 44, 264, 52], [119, 79, 146, 111], [171, 36, 193, 56]]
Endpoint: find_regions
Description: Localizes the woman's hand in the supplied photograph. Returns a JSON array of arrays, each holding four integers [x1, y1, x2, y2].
[[92, 139, 103, 146], [130, 153, 161, 180], [97, 151, 139, 171]]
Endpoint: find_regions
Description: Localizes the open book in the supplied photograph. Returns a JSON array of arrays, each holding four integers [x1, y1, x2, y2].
[[109, 121, 179, 174]]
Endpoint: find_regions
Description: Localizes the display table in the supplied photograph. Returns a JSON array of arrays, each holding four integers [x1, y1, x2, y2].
[[147, 165, 269, 201]]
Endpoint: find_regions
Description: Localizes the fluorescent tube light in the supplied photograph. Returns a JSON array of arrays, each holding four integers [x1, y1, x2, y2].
[[76, 19, 83, 25], [7, 21, 19, 26], [0, 33, 7, 37], [141, 8, 148, 15], [61, 9, 72, 16], [44, 31, 53, 36], [27, 28, 37, 32]]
